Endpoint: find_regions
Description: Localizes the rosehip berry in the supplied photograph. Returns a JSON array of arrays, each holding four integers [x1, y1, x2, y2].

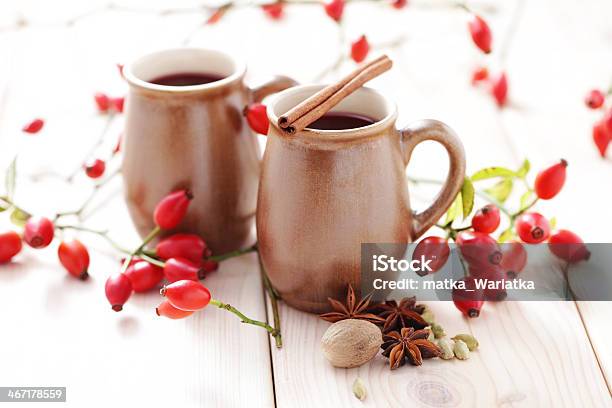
[[412, 236, 450, 275], [156, 300, 194, 320], [154, 189, 194, 230], [156, 233, 206, 263], [491, 72, 508, 107], [161, 280, 211, 311], [350, 35, 369, 63], [22, 118, 45, 134], [24, 216, 54, 249], [163, 257, 205, 283], [604, 109, 612, 133], [201, 259, 219, 273], [500, 241, 527, 279], [468, 14, 492, 54], [84, 158, 106, 179], [244, 103, 269, 135], [94, 92, 110, 113], [391, 0, 407, 9], [452, 277, 484, 318], [262, 3, 284, 19], [470, 266, 506, 301], [324, 0, 344, 22], [125, 261, 164, 292], [206, 8, 225, 25], [592, 120, 611, 157], [534, 159, 567, 200], [110, 97, 125, 113], [585, 89, 605, 109], [455, 231, 502, 268], [471, 66, 489, 84], [105, 273, 133, 312], [58, 239, 90, 279], [548, 229, 590, 264], [0, 231, 22, 263], [515, 212, 550, 244], [471, 204, 501, 233]]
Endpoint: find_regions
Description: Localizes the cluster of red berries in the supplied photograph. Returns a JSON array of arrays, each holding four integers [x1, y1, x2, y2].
[[104, 189, 219, 312], [94, 92, 124, 115], [584, 88, 612, 157], [412, 159, 589, 318]]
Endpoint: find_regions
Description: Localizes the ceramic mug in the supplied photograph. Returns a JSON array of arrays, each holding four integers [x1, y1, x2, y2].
[[257, 85, 466, 313], [122, 48, 296, 253]]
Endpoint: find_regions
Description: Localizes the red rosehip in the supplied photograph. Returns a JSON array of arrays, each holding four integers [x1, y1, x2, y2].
[[585, 89, 605, 109], [452, 277, 484, 318], [156, 233, 206, 263], [491, 72, 508, 107], [548, 229, 590, 263], [262, 2, 283, 19], [604, 109, 612, 133], [515, 212, 550, 244], [468, 14, 492, 54], [500, 241, 527, 279], [94, 92, 110, 113], [592, 120, 611, 157], [534, 159, 567, 200], [110, 97, 125, 113], [163, 257, 205, 283], [22, 118, 45, 134], [58, 239, 90, 279], [455, 231, 502, 269], [471, 66, 489, 84], [84, 158, 106, 179], [201, 259, 219, 273], [153, 189, 194, 230], [244, 103, 269, 135], [412, 236, 450, 275], [105, 273, 133, 312], [324, 0, 344, 22], [156, 300, 194, 319], [350, 35, 370, 63], [125, 261, 164, 292], [24, 216, 54, 249], [391, 0, 407, 9], [161, 280, 211, 311], [206, 8, 225, 24], [0, 231, 22, 263], [468, 265, 507, 301], [471, 204, 501, 233]]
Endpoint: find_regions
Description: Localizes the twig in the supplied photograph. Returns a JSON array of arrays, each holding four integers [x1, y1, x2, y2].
[[209, 299, 281, 341], [256, 247, 282, 348]]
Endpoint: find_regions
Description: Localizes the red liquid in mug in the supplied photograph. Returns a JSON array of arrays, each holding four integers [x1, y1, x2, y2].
[[307, 112, 376, 130], [150, 72, 225, 86]]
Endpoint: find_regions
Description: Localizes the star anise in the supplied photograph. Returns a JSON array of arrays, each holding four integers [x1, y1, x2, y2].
[[319, 284, 385, 324], [369, 297, 428, 333], [381, 327, 441, 369]]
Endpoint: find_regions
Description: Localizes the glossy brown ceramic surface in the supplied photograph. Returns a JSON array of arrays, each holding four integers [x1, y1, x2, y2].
[[122, 49, 295, 253], [257, 86, 466, 313]]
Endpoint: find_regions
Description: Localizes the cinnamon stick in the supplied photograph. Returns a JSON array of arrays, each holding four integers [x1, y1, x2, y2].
[[278, 55, 392, 135]]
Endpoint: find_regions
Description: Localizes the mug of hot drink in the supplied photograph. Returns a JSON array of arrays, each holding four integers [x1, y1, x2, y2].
[[122, 48, 295, 253], [257, 84, 466, 313]]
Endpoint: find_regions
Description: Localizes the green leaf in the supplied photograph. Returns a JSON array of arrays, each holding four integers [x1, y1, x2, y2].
[[519, 190, 534, 211], [549, 216, 557, 230], [461, 178, 475, 219], [485, 178, 513, 203], [10, 208, 30, 227], [471, 167, 516, 181], [5, 157, 16, 200], [444, 193, 462, 225], [516, 159, 530, 178], [498, 228, 515, 243]]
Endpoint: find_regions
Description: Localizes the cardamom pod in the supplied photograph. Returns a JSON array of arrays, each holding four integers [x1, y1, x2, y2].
[[452, 334, 479, 351], [425, 326, 435, 342], [420, 308, 435, 325], [431, 323, 446, 339], [436, 338, 455, 360], [352, 378, 367, 401], [453, 339, 470, 360]]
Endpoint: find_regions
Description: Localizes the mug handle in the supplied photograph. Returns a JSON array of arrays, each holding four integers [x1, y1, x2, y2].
[[250, 75, 298, 103], [399, 119, 466, 240]]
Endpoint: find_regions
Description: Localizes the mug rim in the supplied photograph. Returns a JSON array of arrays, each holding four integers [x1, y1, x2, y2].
[[123, 47, 246, 93], [267, 84, 398, 143]]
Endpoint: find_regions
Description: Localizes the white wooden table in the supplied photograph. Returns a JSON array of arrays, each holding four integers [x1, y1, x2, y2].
[[0, 0, 611, 406]]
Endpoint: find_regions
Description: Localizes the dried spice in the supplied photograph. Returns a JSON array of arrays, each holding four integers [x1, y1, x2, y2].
[[381, 327, 441, 369], [319, 284, 384, 324], [431, 322, 446, 339], [436, 338, 455, 360], [352, 378, 367, 401], [370, 297, 428, 333], [452, 334, 479, 351], [453, 339, 470, 360]]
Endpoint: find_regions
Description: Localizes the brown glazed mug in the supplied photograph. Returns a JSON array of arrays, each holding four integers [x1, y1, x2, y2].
[[122, 48, 295, 253], [257, 85, 466, 313]]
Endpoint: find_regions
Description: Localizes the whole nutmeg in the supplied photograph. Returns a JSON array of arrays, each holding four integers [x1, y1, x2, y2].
[[321, 319, 382, 368]]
